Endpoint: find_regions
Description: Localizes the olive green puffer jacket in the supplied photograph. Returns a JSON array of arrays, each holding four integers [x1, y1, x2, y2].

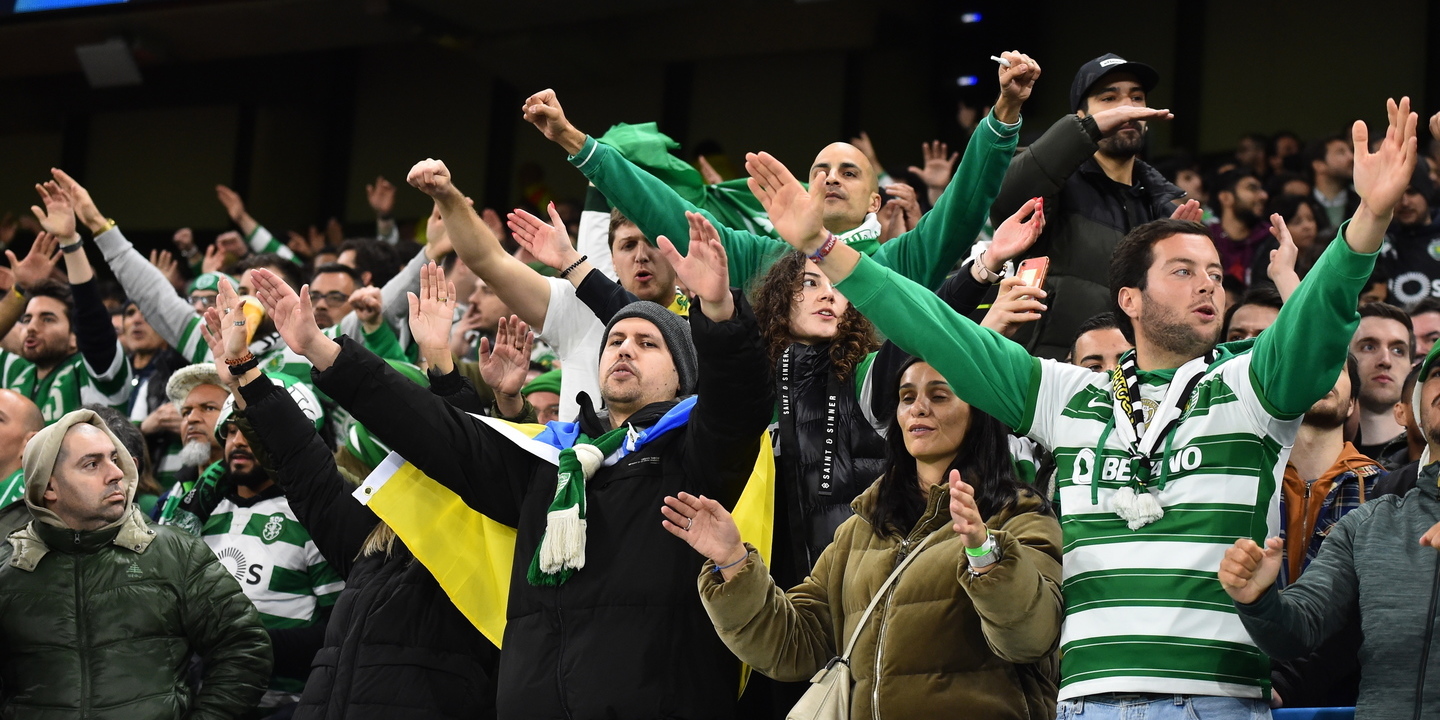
[[0, 512, 272, 719], [700, 480, 1063, 720]]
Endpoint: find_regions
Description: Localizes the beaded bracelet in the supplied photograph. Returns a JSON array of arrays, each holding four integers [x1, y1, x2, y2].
[[558, 255, 589, 279]]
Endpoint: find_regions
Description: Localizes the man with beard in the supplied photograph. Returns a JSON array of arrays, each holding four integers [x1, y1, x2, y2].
[[751, 95, 1420, 720], [163, 368, 340, 716], [1377, 160, 1440, 306], [990, 53, 1192, 359], [1209, 169, 1271, 284], [168, 363, 227, 470], [0, 389, 45, 507], [0, 181, 132, 421]]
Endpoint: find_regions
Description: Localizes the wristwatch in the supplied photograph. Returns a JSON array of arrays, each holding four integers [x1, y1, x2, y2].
[[965, 533, 1002, 575], [971, 252, 1002, 284]]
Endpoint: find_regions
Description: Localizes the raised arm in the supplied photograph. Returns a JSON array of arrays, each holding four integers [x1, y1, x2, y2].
[[745, 151, 1039, 430], [510, 203, 637, 324], [869, 51, 1037, 290], [1250, 97, 1418, 416], [250, 268, 536, 526], [522, 88, 778, 286], [406, 159, 552, 328], [989, 105, 1174, 226], [52, 168, 211, 362]]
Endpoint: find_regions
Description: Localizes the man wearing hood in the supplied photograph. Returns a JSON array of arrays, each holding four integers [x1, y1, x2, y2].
[[0, 408, 270, 718], [1221, 340, 1440, 718]]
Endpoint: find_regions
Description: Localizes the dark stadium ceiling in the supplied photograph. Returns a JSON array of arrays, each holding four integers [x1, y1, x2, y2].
[[0, 0, 892, 80]]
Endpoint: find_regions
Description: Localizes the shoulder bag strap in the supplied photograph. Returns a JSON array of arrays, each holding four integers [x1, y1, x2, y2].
[[838, 532, 937, 661]]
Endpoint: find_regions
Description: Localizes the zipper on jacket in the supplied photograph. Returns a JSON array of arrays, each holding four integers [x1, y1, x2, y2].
[[873, 496, 945, 717], [1415, 554, 1440, 720], [75, 554, 90, 718], [554, 584, 573, 720]]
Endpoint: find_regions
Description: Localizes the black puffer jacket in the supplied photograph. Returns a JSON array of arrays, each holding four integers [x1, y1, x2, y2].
[[312, 291, 773, 720], [990, 114, 1185, 359], [773, 343, 885, 587], [239, 374, 499, 720]]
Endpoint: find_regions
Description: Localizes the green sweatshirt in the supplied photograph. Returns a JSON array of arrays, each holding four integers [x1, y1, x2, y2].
[[835, 227, 1377, 700], [567, 113, 1021, 292]]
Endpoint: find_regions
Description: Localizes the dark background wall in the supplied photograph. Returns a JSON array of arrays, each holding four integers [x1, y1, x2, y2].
[[0, 0, 1432, 246]]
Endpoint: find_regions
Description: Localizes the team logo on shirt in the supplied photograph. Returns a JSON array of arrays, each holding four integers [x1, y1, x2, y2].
[[218, 547, 247, 582], [261, 514, 286, 544]]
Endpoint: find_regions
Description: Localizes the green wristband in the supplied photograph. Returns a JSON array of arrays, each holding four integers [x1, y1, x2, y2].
[[964, 534, 993, 557]]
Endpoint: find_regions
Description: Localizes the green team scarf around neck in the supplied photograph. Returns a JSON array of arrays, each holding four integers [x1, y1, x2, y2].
[[527, 425, 630, 586]]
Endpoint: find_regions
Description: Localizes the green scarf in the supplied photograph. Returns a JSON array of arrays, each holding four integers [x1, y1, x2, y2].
[[527, 425, 630, 586]]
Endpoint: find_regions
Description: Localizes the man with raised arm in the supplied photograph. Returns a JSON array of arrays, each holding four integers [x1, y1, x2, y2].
[[747, 97, 1421, 717], [246, 213, 774, 718], [0, 182, 132, 422], [407, 160, 681, 421], [520, 51, 1039, 294]]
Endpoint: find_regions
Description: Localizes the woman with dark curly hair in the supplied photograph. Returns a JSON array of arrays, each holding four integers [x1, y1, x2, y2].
[[748, 250, 886, 588]]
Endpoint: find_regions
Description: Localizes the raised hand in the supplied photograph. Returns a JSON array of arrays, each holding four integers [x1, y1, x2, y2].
[[1218, 537, 1283, 605], [7, 232, 61, 291], [31, 181, 76, 240], [173, 227, 196, 256], [1353, 97, 1420, 216], [980, 275, 1047, 338], [150, 249, 183, 289], [1267, 213, 1300, 300], [908, 140, 959, 195], [508, 203, 579, 272], [949, 470, 989, 549], [876, 195, 906, 244], [215, 185, 248, 224], [987, 197, 1046, 265], [366, 176, 396, 217], [197, 278, 252, 382], [140, 402, 183, 436], [660, 492, 747, 577], [407, 158, 461, 202], [49, 168, 106, 234], [1090, 105, 1174, 136], [656, 212, 734, 322], [251, 269, 335, 368], [746, 151, 827, 253], [850, 131, 885, 177], [521, 88, 586, 155], [479, 315, 533, 407], [1170, 199, 1203, 223], [348, 286, 384, 332], [407, 261, 457, 361], [994, 50, 1042, 122], [697, 155, 724, 185], [422, 203, 456, 261]]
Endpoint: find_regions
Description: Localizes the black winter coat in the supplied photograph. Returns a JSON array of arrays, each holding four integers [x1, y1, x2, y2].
[[239, 374, 499, 720], [312, 291, 774, 720], [990, 114, 1185, 360], [772, 343, 885, 587]]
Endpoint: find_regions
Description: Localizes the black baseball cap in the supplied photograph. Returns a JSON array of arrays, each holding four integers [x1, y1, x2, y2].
[[1070, 53, 1161, 112]]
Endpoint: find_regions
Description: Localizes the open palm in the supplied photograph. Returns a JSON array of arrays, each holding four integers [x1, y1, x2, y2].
[[507, 203, 576, 271], [988, 197, 1046, 264], [657, 212, 730, 307], [746, 151, 826, 252], [660, 492, 743, 566], [479, 315, 532, 398], [1353, 97, 1419, 215], [408, 262, 456, 354]]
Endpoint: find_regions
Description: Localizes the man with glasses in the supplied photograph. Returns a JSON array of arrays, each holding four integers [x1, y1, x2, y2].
[[186, 272, 234, 315], [308, 264, 362, 330]]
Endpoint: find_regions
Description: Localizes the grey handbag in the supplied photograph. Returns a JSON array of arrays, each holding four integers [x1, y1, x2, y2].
[[785, 534, 936, 720]]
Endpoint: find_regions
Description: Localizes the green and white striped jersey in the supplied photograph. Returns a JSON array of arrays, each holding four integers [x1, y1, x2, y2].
[[202, 492, 344, 630], [1027, 351, 1286, 701], [0, 346, 132, 423], [0, 468, 23, 507]]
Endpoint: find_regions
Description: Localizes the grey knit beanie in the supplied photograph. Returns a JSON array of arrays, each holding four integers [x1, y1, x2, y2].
[[600, 301, 697, 397]]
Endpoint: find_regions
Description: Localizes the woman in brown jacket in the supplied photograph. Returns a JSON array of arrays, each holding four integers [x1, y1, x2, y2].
[[662, 358, 1063, 720]]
